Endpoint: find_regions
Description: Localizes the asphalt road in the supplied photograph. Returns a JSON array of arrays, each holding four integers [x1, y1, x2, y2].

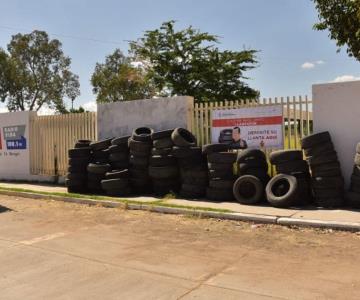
[[0, 195, 360, 299]]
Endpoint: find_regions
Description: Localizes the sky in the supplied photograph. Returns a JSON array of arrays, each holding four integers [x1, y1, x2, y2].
[[0, 0, 359, 112]]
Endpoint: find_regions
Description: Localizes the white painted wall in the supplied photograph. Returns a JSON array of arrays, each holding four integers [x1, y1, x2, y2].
[[313, 80, 360, 187], [0, 111, 35, 180], [97, 96, 194, 140]]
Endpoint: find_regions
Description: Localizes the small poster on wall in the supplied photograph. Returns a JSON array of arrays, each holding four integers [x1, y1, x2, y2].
[[211, 105, 284, 150]]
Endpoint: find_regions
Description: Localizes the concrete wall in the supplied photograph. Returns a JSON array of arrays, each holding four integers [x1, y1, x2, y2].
[[313, 80, 360, 187], [97, 96, 194, 139]]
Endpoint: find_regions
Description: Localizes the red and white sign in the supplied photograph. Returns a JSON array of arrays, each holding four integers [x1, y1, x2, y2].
[[211, 105, 284, 149]]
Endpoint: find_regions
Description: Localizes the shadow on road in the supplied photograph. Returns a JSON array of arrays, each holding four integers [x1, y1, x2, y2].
[[0, 205, 11, 213]]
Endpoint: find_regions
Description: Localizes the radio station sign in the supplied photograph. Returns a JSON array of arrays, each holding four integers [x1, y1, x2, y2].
[[0, 111, 32, 180], [211, 105, 284, 149]]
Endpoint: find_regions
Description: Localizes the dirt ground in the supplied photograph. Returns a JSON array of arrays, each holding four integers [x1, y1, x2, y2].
[[0, 195, 360, 299]]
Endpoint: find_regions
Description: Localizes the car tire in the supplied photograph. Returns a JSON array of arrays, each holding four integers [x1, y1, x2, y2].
[[202, 143, 229, 155], [269, 150, 303, 165], [132, 127, 154, 142], [171, 128, 196, 147], [111, 136, 131, 146], [153, 137, 174, 149], [149, 165, 178, 179], [151, 129, 175, 140], [87, 163, 111, 174], [236, 149, 266, 163], [207, 152, 237, 164], [265, 174, 299, 208], [303, 141, 334, 157], [149, 155, 176, 167], [90, 138, 113, 151], [301, 131, 331, 149], [233, 175, 264, 204]]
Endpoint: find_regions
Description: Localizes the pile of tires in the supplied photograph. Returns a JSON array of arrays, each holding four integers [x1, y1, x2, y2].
[[266, 150, 311, 208], [203, 144, 236, 201], [346, 142, 360, 208], [101, 136, 131, 196], [66, 139, 92, 193], [149, 129, 179, 195], [301, 131, 344, 208], [172, 128, 207, 199], [128, 127, 153, 194], [233, 149, 269, 204], [87, 139, 113, 193]]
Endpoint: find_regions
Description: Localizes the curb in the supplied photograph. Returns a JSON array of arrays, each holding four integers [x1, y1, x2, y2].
[[277, 217, 360, 232], [1, 189, 360, 232]]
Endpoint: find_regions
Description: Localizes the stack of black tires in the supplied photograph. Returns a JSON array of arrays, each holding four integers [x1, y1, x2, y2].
[[232, 149, 269, 204], [203, 144, 235, 201], [172, 128, 208, 199], [101, 136, 131, 196], [149, 130, 179, 195], [66, 140, 92, 193], [301, 131, 344, 208], [346, 143, 360, 208], [128, 127, 153, 194], [266, 150, 311, 208], [87, 139, 112, 194]]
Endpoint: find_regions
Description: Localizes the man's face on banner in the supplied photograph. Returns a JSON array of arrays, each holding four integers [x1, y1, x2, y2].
[[232, 128, 241, 141]]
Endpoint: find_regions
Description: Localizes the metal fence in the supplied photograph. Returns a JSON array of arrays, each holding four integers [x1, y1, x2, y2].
[[190, 95, 313, 148], [30, 112, 97, 176]]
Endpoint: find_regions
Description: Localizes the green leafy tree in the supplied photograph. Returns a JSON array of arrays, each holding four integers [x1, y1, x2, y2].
[[129, 21, 259, 102], [91, 49, 156, 103], [68, 106, 86, 113], [313, 0, 360, 60], [0, 30, 80, 112]]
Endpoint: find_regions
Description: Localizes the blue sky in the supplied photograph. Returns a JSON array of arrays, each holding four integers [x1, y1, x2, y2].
[[0, 0, 359, 111]]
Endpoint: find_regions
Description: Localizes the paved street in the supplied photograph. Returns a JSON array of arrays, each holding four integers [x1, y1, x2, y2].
[[0, 195, 360, 299]]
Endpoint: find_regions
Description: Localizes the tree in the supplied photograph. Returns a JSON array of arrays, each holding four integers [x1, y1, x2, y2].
[[68, 106, 86, 113], [91, 49, 156, 103], [129, 21, 259, 102], [0, 30, 80, 112], [313, 0, 360, 60]]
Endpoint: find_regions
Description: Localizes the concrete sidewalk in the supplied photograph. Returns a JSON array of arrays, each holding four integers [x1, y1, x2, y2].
[[1, 182, 360, 231]]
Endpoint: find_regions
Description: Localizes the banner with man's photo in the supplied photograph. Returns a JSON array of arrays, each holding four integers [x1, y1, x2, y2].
[[211, 105, 284, 150]]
